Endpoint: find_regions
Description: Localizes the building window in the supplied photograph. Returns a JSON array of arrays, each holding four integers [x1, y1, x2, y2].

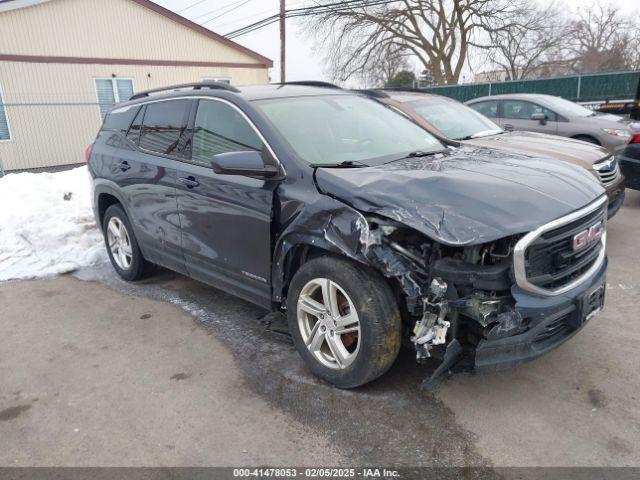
[[203, 78, 231, 85], [0, 83, 10, 141], [95, 78, 135, 119]]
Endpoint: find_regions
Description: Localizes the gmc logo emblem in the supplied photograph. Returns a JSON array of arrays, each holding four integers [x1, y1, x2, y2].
[[572, 222, 604, 251]]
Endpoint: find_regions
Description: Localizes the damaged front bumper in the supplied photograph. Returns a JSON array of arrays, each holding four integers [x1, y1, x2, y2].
[[475, 257, 607, 372]]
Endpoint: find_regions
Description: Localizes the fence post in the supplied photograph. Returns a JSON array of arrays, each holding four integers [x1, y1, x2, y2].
[[576, 74, 582, 101], [488, 82, 492, 96]]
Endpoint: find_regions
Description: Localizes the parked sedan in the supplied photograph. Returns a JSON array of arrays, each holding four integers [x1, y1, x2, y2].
[[618, 122, 640, 190], [466, 93, 631, 152], [368, 90, 625, 218]]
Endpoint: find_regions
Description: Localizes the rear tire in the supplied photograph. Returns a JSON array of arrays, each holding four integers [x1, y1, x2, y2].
[[102, 204, 148, 281], [286, 256, 401, 388]]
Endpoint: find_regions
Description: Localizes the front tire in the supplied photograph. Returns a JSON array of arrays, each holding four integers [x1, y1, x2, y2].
[[573, 135, 600, 146], [286, 256, 401, 388], [102, 204, 148, 281]]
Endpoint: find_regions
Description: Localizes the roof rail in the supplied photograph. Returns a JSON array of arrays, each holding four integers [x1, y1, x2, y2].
[[353, 89, 390, 99], [276, 81, 341, 89], [381, 87, 424, 93], [129, 81, 240, 100]]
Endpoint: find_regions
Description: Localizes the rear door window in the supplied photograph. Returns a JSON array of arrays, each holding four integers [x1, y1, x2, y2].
[[139, 99, 193, 157], [191, 99, 263, 166], [469, 100, 499, 118], [503, 100, 557, 121]]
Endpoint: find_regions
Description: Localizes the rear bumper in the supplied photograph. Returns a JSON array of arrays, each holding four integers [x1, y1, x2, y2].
[[475, 258, 607, 372], [619, 153, 640, 191]]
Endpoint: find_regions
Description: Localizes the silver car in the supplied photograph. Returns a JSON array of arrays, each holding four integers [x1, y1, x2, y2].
[[466, 93, 631, 152]]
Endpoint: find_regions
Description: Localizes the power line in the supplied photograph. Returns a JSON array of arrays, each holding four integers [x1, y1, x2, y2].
[[191, 0, 248, 22], [224, 0, 395, 38], [225, 0, 372, 38], [200, 0, 254, 25], [177, 0, 210, 14], [211, 0, 308, 30]]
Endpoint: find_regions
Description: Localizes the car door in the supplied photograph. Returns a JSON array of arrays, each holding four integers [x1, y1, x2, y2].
[[115, 98, 193, 275], [501, 99, 558, 135], [175, 97, 276, 308]]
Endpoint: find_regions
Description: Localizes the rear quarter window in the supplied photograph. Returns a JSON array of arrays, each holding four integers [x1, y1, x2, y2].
[[102, 104, 141, 136]]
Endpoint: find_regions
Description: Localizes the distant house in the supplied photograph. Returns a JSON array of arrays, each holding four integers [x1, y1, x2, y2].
[[0, 0, 272, 173]]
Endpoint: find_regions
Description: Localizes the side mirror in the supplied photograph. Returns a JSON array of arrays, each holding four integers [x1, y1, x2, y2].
[[211, 151, 280, 178], [531, 112, 547, 124]]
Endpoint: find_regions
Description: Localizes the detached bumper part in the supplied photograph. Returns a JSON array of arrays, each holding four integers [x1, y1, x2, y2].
[[619, 153, 640, 191], [475, 258, 607, 372]]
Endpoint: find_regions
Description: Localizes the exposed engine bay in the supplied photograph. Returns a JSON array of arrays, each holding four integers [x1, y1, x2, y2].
[[364, 215, 529, 388]]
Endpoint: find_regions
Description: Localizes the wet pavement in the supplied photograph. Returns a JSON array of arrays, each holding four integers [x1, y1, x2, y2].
[[72, 263, 492, 471]]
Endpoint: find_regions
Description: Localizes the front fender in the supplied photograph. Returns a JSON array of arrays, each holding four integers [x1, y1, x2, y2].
[[272, 195, 371, 302]]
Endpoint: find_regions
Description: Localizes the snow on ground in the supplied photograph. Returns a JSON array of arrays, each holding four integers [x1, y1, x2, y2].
[[0, 166, 107, 281]]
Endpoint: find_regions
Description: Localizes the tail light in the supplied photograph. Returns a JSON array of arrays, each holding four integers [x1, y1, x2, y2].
[[629, 123, 640, 144], [85, 144, 93, 162]]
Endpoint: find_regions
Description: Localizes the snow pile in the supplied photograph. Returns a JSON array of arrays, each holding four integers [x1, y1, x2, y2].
[[0, 166, 107, 281]]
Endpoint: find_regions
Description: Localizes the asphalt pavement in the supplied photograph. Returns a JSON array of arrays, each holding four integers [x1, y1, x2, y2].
[[1, 191, 639, 471]]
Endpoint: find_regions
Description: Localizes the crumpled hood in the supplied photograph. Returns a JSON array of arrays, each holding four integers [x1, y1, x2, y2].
[[314, 146, 605, 246]]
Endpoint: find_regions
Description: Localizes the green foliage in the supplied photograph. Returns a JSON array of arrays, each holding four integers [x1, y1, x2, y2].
[[385, 70, 416, 88]]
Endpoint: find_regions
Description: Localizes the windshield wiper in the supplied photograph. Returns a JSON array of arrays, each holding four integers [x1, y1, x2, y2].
[[384, 149, 447, 164], [309, 160, 369, 168], [457, 129, 504, 140], [407, 150, 442, 158]]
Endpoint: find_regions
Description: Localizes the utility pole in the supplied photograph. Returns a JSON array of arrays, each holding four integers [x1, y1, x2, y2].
[[279, 0, 286, 83]]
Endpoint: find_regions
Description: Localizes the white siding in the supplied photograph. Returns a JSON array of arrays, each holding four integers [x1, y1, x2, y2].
[[0, 0, 268, 65], [0, 62, 269, 171], [0, 0, 271, 171]]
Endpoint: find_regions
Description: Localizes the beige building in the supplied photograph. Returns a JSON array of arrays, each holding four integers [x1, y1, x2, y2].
[[0, 0, 272, 173]]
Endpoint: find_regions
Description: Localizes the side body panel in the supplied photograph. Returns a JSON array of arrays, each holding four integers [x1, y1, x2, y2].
[[175, 160, 276, 307]]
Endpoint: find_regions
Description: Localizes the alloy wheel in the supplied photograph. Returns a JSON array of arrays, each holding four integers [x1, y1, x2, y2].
[[106, 217, 133, 270], [296, 278, 361, 369]]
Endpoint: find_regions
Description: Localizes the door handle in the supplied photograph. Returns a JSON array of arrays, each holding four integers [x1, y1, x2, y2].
[[118, 161, 131, 171], [178, 176, 200, 189], [503, 124, 515, 131]]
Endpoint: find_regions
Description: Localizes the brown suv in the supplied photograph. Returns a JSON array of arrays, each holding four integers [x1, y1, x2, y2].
[[367, 90, 625, 218]]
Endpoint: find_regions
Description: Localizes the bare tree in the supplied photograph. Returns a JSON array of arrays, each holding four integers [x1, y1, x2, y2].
[[485, 2, 570, 80], [306, 0, 526, 86], [359, 44, 413, 87], [568, 1, 639, 73]]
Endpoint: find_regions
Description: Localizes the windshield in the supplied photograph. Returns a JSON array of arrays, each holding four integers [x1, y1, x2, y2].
[[407, 98, 502, 140], [253, 95, 444, 166], [540, 96, 595, 117]]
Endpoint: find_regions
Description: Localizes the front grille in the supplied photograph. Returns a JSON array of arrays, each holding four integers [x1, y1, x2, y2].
[[513, 196, 608, 296], [594, 157, 620, 186], [521, 202, 607, 292]]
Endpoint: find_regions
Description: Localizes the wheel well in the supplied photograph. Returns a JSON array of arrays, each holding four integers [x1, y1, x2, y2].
[[97, 193, 120, 226], [280, 244, 405, 313], [571, 134, 600, 145], [281, 245, 326, 298]]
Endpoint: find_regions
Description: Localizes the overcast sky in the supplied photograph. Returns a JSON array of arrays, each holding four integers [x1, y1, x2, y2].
[[157, 0, 640, 85]]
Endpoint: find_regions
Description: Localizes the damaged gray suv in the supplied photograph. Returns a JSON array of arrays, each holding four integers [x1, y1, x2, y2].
[[89, 82, 608, 388]]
